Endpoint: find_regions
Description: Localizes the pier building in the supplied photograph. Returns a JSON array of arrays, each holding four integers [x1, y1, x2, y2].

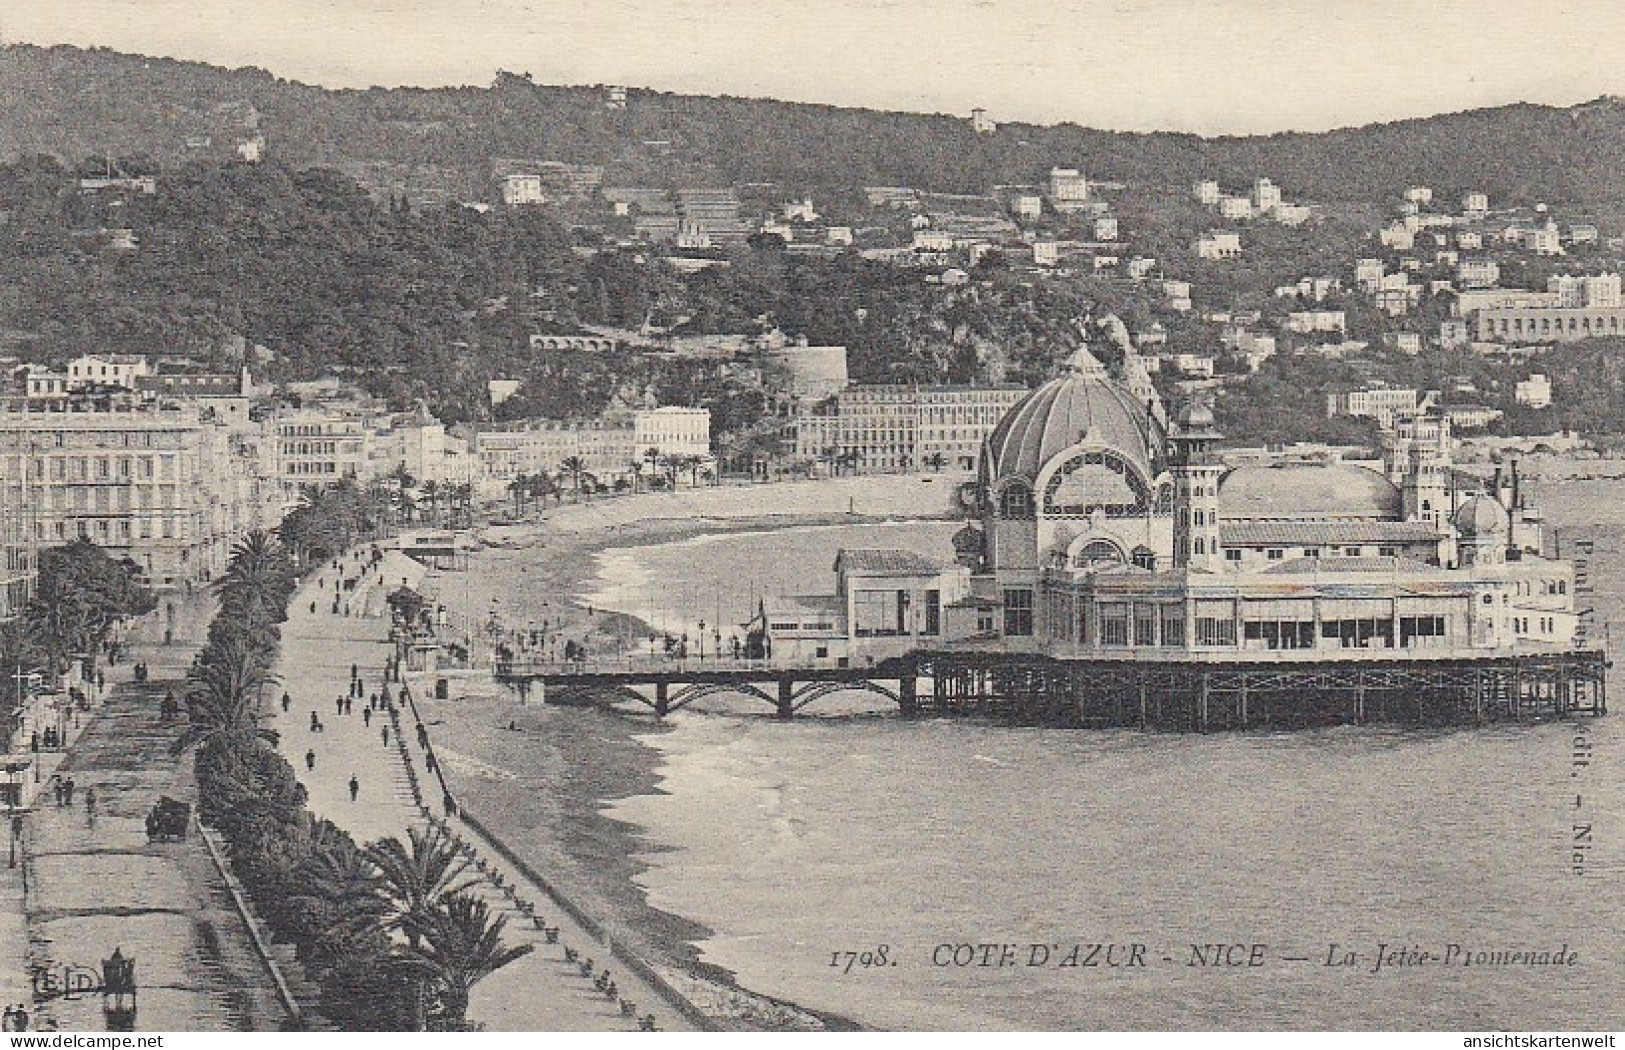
[[760, 343, 1577, 666]]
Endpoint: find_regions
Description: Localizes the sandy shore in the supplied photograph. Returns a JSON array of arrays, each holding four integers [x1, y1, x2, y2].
[[421, 477, 961, 1030]]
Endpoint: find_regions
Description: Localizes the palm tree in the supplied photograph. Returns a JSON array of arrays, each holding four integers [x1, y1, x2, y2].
[[214, 531, 294, 629], [507, 475, 529, 516], [366, 823, 479, 947], [558, 456, 587, 501], [292, 817, 390, 965], [657, 453, 681, 489], [173, 631, 280, 756], [627, 459, 645, 493], [403, 894, 533, 1030]]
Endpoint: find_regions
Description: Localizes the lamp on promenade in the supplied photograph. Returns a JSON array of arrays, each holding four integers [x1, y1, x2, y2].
[[697, 621, 706, 660]]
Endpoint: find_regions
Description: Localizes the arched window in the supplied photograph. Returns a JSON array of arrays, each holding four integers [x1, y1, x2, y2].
[[1000, 483, 1035, 519], [1075, 539, 1125, 568]]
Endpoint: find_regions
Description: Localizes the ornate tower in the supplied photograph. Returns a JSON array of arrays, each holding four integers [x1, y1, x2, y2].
[[1170, 399, 1224, 571], [1394, 411, 1452, 529]]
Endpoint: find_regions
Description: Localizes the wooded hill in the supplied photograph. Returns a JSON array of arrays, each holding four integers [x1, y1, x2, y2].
[[4, 42, 1625, 207]]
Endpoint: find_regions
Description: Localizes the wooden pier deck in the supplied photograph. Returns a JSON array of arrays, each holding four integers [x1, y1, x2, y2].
[[493, 648, 1607, 731]]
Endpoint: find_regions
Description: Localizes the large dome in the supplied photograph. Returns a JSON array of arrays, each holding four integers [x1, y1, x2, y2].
[[1220, 463, 1402, 521], [983, 348, 1165, 484]]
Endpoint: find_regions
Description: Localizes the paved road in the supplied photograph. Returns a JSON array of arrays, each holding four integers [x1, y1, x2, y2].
[[25, 681, 288, 1032], [274, 552, 693, 1031]]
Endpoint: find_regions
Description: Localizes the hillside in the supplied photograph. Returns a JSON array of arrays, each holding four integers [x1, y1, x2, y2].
[[6, 43, 1625, 206]]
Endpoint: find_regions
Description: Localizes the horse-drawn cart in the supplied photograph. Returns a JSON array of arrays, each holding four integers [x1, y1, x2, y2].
[[145, 797, 190, 841]]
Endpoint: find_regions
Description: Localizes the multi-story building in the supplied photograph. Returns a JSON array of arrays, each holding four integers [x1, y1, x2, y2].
[[788, 385, 1027, 473], [273, 408, 374, 501], [1218, 196, 1253, 220], [1523, 224, 1562, 256], [1287, 310, 1347, 335], [1197, 231, 1242, 260], [1011, 195, 1042, 221], [674, 188, 749, 245], [634, 407, 712, 461], [1548, 273, 1621, 308], [1457, 258, 1501, 289], [1326, 387, 1423, 426], [1193, 180, 1221, 205], [1047, 168, 1091, 210], [0, 397, 251, 589], [1439, 320, 1471, 349], [474, 408, 711, 490], [1463, 192, 1489, 219], [1093, 216, 1119, 241], [1516, 374, 1553, 409], [66, 354, 151, 392], [1476, 305, 1625, 343], [0, 478, 34, 619], [1354, 258, 1385, 291], [1252, 177, 1282, 213], [1272, 204, 1312, 226]]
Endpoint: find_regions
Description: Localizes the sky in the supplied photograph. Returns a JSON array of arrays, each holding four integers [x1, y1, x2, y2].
[[7, 0, 1625, 135]]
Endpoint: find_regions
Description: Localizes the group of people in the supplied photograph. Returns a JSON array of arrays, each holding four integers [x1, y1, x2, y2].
[[47, 775, 90, 810], [297, 662, 383, 806], [1, 1003, 30, 1031]]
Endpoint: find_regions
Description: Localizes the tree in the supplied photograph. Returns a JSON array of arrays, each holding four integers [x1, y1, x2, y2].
[[26, 539, 156, 676], [507, 475, 529, 516], [402, 894, 533, 1030], [366, 824, 479, 948], [558, 456, 587, 501]]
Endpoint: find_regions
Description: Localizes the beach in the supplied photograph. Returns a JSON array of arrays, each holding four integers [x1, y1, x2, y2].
[[419, 475, 964, 1029]]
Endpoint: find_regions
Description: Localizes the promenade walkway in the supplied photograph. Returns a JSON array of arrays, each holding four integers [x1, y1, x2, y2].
[[273, 549, 695, 1031]]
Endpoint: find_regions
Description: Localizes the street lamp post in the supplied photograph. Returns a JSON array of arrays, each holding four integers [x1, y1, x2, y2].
[[697, 620, 705, 660]]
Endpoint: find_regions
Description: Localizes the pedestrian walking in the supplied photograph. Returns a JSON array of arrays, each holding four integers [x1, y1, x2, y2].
[[310, 711, 321, 732], [349, 775, 359, 802], [344, 696, 353, 716], [281, 692, 291, 713], [416, 723, 428, 748], [425, 752, 437, 774], [363, 707, 372, 727], [382, 725, 390, 747], [350, 663, 359, 681], [13, 1004, 27, 1031], [51, 777, 62, 806], [310, 600, 317, 614], [305, 749, 316, 771], [336, 696, 344, 716], [63, 779, 75, 805]]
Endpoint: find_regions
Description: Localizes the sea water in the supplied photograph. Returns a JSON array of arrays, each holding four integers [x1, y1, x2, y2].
[[585, 509, 1625, 1030]]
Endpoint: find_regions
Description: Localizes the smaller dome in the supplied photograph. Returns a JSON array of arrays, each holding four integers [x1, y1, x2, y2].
[[1454, 494, 1509, 537]]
